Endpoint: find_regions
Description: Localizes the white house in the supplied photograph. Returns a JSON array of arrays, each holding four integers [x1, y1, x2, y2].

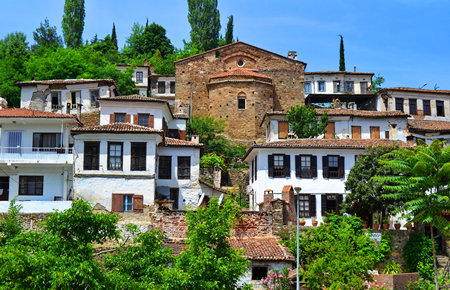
[[149, 74, 176, 105], [0, 108, 79, 212], [304, 71, 374, 95], [17, 79, 118, 114], [117, 64, 150, 96], [244, 138, 413, 225]]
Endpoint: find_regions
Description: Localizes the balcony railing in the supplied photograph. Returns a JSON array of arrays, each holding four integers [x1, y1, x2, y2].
[[0, 147, 73, 164]]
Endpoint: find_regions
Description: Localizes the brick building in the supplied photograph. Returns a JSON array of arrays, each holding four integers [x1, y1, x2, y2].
[[174, 42, 306, 143]]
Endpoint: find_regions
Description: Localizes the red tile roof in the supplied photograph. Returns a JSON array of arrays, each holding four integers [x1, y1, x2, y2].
[[99, 95, 168, 104], [229, 237, 295, 262], [0, 108, 78, 120], [199, 179, 228, 194], [209, 68, 272, 82], [382, 87, 450, 95], [71, 123, 163, 134], [305, 71, 374, 76], [408, 120, 450, 133], [161, 137, 204, 148], [16, 79, 116, 87]]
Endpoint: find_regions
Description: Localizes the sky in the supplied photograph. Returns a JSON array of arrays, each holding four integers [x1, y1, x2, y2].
[[1, 0, 449, 89]]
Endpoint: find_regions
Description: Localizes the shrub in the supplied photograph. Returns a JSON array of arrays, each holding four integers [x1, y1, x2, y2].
[[383, 261, 402, 274], [403, 233, 434, 281], [261, 268, 291, 289], [200, 153, 226, 170]]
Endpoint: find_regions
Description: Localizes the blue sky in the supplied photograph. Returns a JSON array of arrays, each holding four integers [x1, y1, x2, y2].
[[1, 0, 449, 89]]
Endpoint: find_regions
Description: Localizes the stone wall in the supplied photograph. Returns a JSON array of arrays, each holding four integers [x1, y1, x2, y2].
[[200, 168, 249, 188]]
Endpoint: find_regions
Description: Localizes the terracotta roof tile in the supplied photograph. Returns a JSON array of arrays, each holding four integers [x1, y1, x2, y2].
[[161, 137, 204, 148], [382, 87, 450, 95], [305, 71, 374, 76], [0, 108, 78, 120], [99, 95, 168, 104], [16, 79, 116, 87], [71, 123, 162, 134], [199, 179, 228, 194], [209, 68, 272, 82], [408, 120, 450, 133], [229, 237, 295, 262]]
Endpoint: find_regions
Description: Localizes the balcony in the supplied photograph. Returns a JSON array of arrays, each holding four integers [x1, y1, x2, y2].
[[0, 147, 73, 165]]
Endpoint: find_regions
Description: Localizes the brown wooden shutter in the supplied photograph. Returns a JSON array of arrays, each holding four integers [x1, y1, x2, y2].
[[110, 113, 115, 124], [284, 154, 290, 178], [133, 114, 139, 125], [321, 194, 327, 217], [278, 121, 289, 139], [309, 194, 316, 217], [111, 194, 123, 212], [351, 126, 361, 139], [295, 155, 301, 178], [149, 115, 154, 128], [322, 156, 328, 178], [268, 154, 274, 177], [311, 155, 317, 178], [370, 126, 380, 139], [325, 122, 335, 139], [133, 195, 144, 212], [338, 156, 345, 178], [125, 114, 131, 123], [178, 130, 186, 140]]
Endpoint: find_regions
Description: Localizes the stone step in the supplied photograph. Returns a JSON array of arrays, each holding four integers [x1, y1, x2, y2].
[[436, 255, 449, 268]]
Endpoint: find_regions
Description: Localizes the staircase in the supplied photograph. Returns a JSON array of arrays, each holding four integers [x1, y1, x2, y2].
[[437, 255, 449, 270]]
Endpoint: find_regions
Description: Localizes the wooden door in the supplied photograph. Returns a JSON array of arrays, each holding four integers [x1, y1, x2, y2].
[[351, 126, 361, 139], [370, 126, 380, 139], [325, 122, 335, 139]]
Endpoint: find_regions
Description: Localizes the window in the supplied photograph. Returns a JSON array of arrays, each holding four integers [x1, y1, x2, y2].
[[111, 194, 143, 212], [237, 59, 244, 67], [437, 100, 445, 116], [333, 81, 341, 93], [324, 122, 335, 139], [385, 131, 390, 139], [108, 142, 123, 170], [322, 194, 343, 215], [115, 113, 126, 123], [323, 155, 344, 179], [370, 126, 380, 139], [170, 81, 175, 94], [395, 98, 404, 112], [423, 100, 431, 115], [19, 176, 43, 196], [268, 154, 290, 178], [70, 91, 80, 108], [131, 143, 146, 171], [360, 82, 368, 93], [178, 156, 191, 179], [84, 142, 100, 170], [296, 155, 317, 178], [409, 99, 417, 115], [351, 126, 361, 139], [170, 188, 179, 209], [158, 156, 172, 179], [7, 131, 22, 153], [273, 154, 285, 177], [51, 92, 61, 109], [158, 81, 166, 93], [90, 90, 100, 108], [138, 114, 149, 127], [123, 195, 133, 211], [136, 71, 143, 83], [238, 98, 245, 109], [33, 133, 62, 151], [252, 267, 268, 280], [304, 82, 311, 94], [344, 81, 354, 92], [278, 121, 289, 139], [318, 81, 326, 92], [298, 194, 310, 217]]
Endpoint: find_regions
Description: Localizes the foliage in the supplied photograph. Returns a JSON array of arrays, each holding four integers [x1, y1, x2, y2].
[[343, 145, 404, 221], [200, 153, 226, 170], [285, 215, 392, 289], [372, 74, 385, 93], [32, 18, 63, 51], [383, 260, 402, 274], [261, 268, 291, 289], [175, 196, 249, 288], [339, 35, 345, 71], [225, 15, 234, 44], [187, 0, 221, 51], [111, 23, 118, 50], [404, 233, 434, 281], [0, 199, 23, 246], [286, 105, 329, 138], [125, 22, 174, 58], [62, 0, 85, 47]]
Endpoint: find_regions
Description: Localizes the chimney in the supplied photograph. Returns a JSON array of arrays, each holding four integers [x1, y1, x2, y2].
[[76, 104, 82, 121], [213, 166, 221, 188], [287, 51, 297, 60], [264, 189, 274, 204], [281, 186, 294, 206], [143, 58, 149, 66], [191, 135, 200, 144], [150, 64, 155, 74], [354, 66, 356, 72]]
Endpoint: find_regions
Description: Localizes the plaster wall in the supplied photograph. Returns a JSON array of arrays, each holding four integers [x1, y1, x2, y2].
[[0, 201, 72, 213], [305, 73, 372, 95], [238, 261, 293, 289], [150, 76, 176, 99]]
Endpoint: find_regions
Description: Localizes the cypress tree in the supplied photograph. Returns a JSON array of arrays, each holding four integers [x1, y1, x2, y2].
[[62, 0, 85, 48], [339, 35, 345, 71], [225, 15, 234, 44], [187, 0, 221, 51], [111, 23, 118, 50]]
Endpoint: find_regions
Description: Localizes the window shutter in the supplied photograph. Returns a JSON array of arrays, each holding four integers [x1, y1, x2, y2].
[[133, 114, 139, 125], [337, 194, 344, 213], [321, 194, 327, 217], [178, 130, 186, 140], [295, 155, 301, 178], [338, 156, 345, 178], [325, 122, 335, 139], [309, 194, 316, 217], [111, 194, 123, 212], [322, 156, 328, 178], [125, 114, 131, 123], [284, 154, 290, 178], [110, 113, 115, 124], [133, 195, 144, 212], [149, 115, 154, 128], [278, 121, 289, 139], [268, 154, 274, 177], [311, 155, 317, 178]]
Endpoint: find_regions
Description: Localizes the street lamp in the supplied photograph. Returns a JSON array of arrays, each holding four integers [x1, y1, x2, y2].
[[294, 186, 302, 290]]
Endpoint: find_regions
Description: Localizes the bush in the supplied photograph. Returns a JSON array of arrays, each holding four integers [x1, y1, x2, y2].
[[200, 153, 226, 170], [403, 233, 434, 281], [261, 268, 291, 289], [383, 261, 402, 274]]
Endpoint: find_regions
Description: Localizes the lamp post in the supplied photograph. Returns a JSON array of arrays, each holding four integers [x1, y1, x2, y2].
[[294, 186, 301, 290]]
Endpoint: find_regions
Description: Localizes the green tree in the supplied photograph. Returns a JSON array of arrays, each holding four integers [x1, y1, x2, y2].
[[339, 35, 345, 71], [0, 200, 23, 246], [187, 0, 221, 51], [372, 74, 385, 93], [225, 15, 234, 44], [62, 0, 85, 47], [175, 196, 248, 288], [125, 22, 174, 58], [32, 18, 63, 51], [111, 23, 118, 50], [375, 140, 450, 289], [286, 105, 329, 138]]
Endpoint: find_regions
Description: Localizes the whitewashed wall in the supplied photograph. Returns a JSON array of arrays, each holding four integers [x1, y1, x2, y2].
[[305, 73, 372, 95], [237, 261, 293, 289]]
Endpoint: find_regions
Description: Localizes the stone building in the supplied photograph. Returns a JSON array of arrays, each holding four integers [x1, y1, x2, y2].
[[174, 42, 306, 143]]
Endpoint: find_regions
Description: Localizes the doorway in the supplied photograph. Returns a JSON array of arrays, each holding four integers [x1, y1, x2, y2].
[[0, 177, 9, 201]]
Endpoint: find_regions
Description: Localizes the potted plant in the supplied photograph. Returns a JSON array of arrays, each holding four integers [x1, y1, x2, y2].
[[311, 219, 318, 227], [382, 216, 390, 229], [299, 218, 306, 227], [394, 220, 401, 230], [405, 223, 413, 230], [362, 220, 368, 229], [373, 214, 381, 229]]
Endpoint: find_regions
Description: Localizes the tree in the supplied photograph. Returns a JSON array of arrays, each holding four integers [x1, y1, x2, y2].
[[32, 18, 63, 51], [342, 145, 404, 224], [225, 15, 234, 44], [375, 140, 450, 289], [111, 23, 118, 50], [175, 196, 248, 288], [62, 0, 85, 47], [372, 74, 385, 93], [339, 35, 345, 71], [125, 22, 174, 57], [286, 105, 329, 138], [187, 0, 221, 51]]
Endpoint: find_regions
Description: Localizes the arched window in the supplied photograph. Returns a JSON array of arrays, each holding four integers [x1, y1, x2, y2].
[[237, 92, 246, 110]]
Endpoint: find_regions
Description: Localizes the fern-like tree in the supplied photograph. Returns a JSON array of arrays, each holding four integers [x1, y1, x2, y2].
[[187, 0, 221, 51], [286, 105, 328, 138], [374, 140, 450, 289], [62, 0, 85, 48]]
